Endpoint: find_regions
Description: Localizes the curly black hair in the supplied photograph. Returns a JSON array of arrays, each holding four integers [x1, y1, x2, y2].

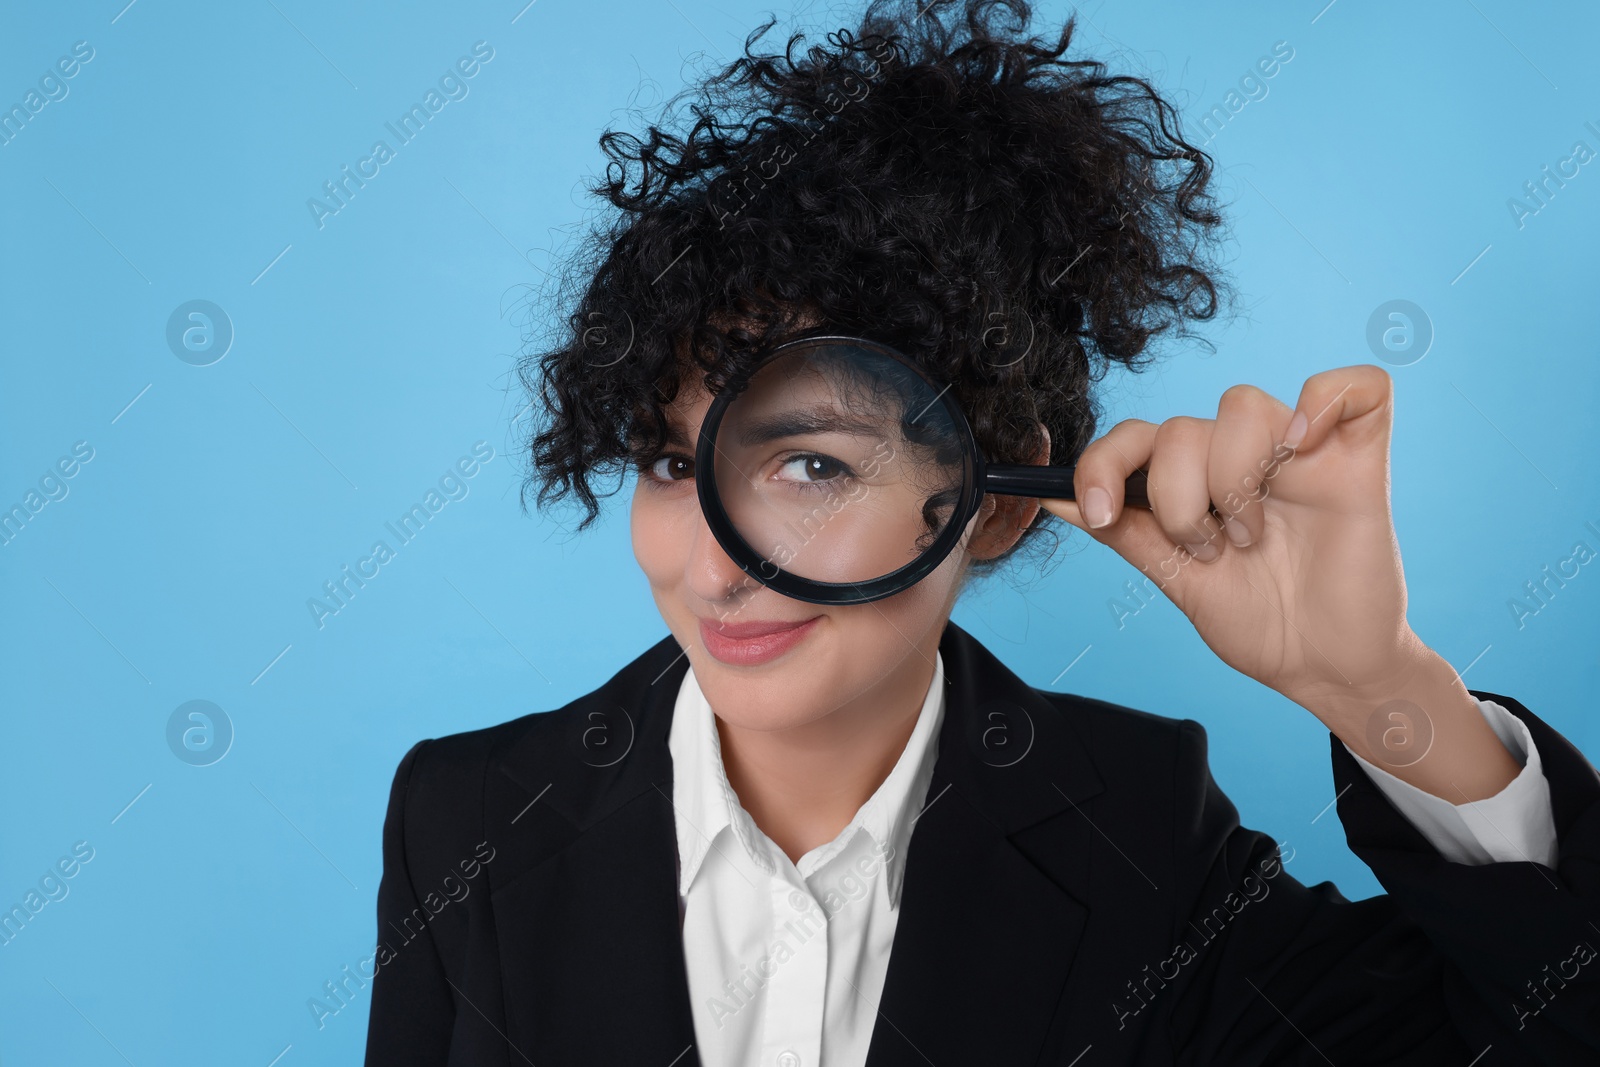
[[517, 0, 1229, 579]]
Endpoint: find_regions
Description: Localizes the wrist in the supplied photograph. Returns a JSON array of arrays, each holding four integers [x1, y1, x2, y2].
[[1292, 633, 1450, 735], [1292, 640, 1521, 802]]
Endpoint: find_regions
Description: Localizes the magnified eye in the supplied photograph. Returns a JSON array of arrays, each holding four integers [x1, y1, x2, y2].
[[774, 453, 851, 484], [647, 454, 695, 482]]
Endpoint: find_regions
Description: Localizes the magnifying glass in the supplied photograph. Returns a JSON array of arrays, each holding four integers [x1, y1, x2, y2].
[[695, 334, 1151, 605]]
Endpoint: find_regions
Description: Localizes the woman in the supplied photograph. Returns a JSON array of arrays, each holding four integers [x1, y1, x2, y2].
[[363, 2, 1600, 1063]]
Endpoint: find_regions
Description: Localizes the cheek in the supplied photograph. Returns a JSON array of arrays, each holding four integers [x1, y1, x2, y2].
[[904, 545, 966, 615], [630, 487, 691, 588], [630, 491, 667, 580], [831, 547, 962, 647]]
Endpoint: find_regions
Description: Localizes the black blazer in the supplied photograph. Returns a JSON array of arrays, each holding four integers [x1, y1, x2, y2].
[[363, 622, 1600, 1065]]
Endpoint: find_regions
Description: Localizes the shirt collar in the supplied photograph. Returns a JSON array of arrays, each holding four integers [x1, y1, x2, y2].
[[668, 650, 946, 910]]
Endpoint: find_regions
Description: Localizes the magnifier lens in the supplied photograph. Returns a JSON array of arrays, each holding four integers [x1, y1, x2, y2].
[[709, 341, 970, 587]]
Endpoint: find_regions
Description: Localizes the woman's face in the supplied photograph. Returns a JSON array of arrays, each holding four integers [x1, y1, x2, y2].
[[630, 374, 1035, 733]]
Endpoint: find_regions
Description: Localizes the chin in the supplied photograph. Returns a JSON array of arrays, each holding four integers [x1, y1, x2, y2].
[[687, 624, 846, 731], [699, 668, 836, 732]]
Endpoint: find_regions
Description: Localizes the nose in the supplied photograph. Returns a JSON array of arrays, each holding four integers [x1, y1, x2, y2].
[[686, 508, 758, 611]]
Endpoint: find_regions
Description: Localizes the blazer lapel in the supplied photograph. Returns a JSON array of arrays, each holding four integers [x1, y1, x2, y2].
[[489, 634, 702, 1066], [485, 622, 1105, 1067], [865, 623, 1105, 1066]]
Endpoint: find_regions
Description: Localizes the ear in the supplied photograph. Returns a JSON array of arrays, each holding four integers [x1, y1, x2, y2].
[[966, 423, 1051, 561]]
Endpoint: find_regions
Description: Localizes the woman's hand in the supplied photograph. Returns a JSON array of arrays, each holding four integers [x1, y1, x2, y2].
[[1042, 365, 1520, 800]]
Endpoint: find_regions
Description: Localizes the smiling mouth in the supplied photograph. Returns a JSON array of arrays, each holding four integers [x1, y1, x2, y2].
[[698, 615, 821, 665]]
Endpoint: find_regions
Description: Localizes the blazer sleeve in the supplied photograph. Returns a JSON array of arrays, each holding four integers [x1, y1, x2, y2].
[[1343, 697, 1558, 866], [363, 739, 456, 1067], [1163, 694, 1600, 1066]]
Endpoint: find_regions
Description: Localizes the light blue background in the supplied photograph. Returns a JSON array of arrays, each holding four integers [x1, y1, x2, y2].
[[2, 0, 1597, 1063]]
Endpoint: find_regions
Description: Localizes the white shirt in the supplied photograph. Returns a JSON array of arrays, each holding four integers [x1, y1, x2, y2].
[[668, 653, 945, 1067], [668, 655, 1557, 1067]]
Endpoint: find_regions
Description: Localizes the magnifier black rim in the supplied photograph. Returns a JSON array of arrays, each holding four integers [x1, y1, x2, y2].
[[694, 333, 984, 606]]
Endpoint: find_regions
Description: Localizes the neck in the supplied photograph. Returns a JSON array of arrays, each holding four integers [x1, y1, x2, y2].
[[715, 633, 941, 866]]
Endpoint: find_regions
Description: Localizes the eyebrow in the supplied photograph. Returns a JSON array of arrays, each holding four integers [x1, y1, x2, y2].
[[735, 408, 888, 447]]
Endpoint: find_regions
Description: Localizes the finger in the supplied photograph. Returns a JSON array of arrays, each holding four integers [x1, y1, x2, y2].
[[1284, 364, 1393, 454], [1208, 384, 1294, 549], [1069, 418, 1157, 530], [1044, 418, 1184, 576], [1146, 416, 1225, 562]]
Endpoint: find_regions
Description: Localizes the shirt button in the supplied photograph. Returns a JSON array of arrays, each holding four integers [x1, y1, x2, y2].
[[788, 890, 812, 912], [776, 1052, 801, 1067]]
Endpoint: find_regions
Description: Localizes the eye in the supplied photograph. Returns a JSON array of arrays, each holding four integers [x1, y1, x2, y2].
[[774, 453, 850, 483], [644, 454, 695, 482]]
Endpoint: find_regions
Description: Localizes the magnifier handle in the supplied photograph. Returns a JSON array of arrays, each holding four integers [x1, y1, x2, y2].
[[984, 464, 1151, 509]]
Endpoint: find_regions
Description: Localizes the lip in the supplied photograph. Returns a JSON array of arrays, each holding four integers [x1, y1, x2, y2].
[[698, 615, 821, 666]]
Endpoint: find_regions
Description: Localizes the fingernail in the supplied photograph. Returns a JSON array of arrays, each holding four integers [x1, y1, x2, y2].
[[1283, 411, 1308, 450], [1083, 486, 1113, 529], [1223, 517, 1252, 548], [1184, 540, 1219, 562]]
